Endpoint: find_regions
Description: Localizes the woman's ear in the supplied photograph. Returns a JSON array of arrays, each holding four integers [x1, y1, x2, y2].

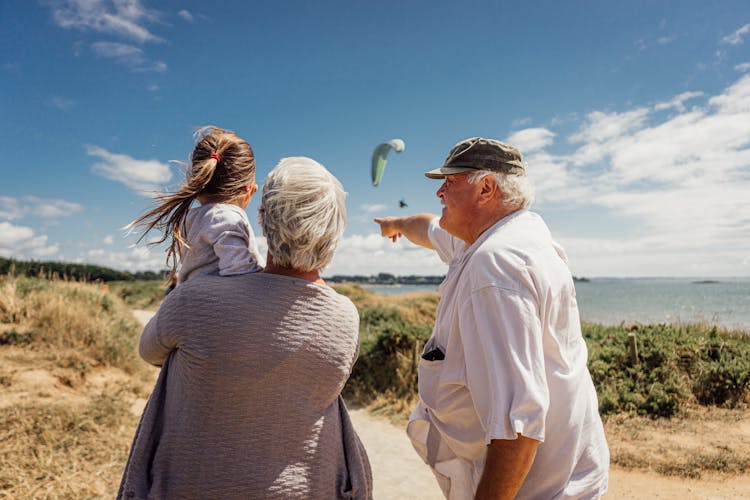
[[245, 182, 258, 196]]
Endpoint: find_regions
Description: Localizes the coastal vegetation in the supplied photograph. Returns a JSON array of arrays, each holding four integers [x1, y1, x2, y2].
[[333, 284, 750, 420], [0, 275, 748, 497]]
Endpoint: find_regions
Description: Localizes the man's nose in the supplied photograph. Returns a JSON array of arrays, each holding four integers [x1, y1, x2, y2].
[[436, 182, 446, 198]]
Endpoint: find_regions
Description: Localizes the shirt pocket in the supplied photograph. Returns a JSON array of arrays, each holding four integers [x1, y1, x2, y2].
[[418, 356, 447, 409]]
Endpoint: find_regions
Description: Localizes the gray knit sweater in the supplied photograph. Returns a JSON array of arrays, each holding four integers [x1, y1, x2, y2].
[[118, 272, 372, 499]]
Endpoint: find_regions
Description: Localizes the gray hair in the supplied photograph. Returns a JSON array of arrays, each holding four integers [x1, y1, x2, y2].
[[467, 170, 535, 209], [259, 157, 347, 272]]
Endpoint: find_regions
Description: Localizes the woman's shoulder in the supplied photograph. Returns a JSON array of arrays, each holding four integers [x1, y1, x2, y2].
[[323, 286, 359, 316]]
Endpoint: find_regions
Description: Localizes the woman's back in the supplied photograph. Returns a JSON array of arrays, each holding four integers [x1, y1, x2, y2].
[[120, 272, 370, 499]]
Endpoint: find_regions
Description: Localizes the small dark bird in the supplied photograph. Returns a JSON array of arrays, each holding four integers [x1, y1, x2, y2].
[[399, 198, 408, 208]]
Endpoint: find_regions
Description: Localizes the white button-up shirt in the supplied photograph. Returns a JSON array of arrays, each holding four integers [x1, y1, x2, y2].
[[407, 210, 609, 499]]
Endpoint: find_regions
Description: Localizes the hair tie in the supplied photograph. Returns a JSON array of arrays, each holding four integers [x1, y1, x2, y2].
[[210, 153, 221, 164]]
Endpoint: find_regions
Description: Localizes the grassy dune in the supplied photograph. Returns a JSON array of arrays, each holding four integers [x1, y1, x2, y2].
[[0, 276, 156, 498], [1, 277, 749, 498]]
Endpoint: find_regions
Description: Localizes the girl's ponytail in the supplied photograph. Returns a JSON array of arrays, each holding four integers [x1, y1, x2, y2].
[[129, 126, 255, 273]]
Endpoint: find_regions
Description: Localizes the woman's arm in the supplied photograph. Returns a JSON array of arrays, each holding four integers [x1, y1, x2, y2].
[[138, 311, 172, 366]]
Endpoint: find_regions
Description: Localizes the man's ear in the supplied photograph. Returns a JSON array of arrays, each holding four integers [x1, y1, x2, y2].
[[478, 175, 499, 204]]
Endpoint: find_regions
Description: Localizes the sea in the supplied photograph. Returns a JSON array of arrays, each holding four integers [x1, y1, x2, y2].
[[360, 277, 750, 332]]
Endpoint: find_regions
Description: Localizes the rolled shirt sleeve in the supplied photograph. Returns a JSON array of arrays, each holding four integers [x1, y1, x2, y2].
[[427, 217, 467, 264], [459, 284, 548, 444]]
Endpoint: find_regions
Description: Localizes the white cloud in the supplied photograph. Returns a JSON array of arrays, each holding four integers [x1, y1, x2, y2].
[[0, 221, 59, 258], [569, 108, 650, 145], [359, 203, 388, 214], [178, 9, 193, 22], [90, 41, 166, 72], [87, 145, 172, 193], [48, 96, 76, 111], [722, 23, 750, 45], [708, 73, 750, 111], [555, 233, 750, 278], [528, 73, 750, 276], [511, 117, 532, 128], [325, 233, 446, 276], [86, 245, 165, 272], [103, 235, 114, 245], [50, 0, 162, 43], [506, 128, 555, 153], [657, 35, 677, 45], [0, 197, 23, 220], [91, 40, 142, 58], [525, 152, 587, 205], [0, 196, 83, 221], [653, 91, 703, 112], [133, 60, 167, 73], [736, 62, 750, 73]]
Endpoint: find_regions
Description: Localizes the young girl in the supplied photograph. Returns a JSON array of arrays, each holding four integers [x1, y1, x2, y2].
[[131, 126, 263, 285]]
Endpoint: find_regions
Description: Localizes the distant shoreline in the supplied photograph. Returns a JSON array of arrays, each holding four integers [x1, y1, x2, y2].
[[333, 278, 750, 332], [328, 274, 592, 285]]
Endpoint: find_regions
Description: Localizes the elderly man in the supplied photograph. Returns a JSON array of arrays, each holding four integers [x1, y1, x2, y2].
[[375, 138, 609, 500]]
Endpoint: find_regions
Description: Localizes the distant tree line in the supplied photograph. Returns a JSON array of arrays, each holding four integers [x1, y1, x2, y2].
[[0, 257, 167, 282]]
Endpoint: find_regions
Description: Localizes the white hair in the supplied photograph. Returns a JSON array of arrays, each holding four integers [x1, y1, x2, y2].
[[467, 170, 535, 209], [259, 157, 347, 272]]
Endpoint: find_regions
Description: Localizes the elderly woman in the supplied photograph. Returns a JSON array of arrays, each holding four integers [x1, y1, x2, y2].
[[119, 157, 372, 499]]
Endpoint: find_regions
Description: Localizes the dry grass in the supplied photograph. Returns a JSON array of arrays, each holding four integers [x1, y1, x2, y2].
[[332, 283, 439, 326], [0, 275, 156, 498], [605, 405, 750, 478], [0, 276, 144, 371], [1, 393, 138, 498]]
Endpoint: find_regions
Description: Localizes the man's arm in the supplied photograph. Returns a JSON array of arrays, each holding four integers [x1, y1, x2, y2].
[[475, 435, 539, 500], [374, 213, 437, 249]]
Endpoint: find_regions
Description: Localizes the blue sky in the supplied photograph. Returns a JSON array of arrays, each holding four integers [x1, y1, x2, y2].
[[1, 0, 749, 277]]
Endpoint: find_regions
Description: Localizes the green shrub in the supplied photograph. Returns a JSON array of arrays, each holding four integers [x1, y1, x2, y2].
[[344, 305, 431, 405], [584, 322, 750, 418], [337, 285, 750, 419], [0, 329, 35, 346]]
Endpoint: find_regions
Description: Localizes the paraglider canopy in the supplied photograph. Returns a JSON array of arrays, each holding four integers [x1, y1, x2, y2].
[[371, 138, 405, 186]]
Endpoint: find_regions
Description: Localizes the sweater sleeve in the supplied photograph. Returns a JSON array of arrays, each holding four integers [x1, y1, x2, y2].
[[138, 311, 172, 366], [138, 292, 183, 366]]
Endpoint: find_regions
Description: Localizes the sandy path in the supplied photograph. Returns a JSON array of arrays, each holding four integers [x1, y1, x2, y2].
[[131, 310, 750, 499], [132, 309, 155, 326], [348, 409, 443, 499], [349, 407, 750, 499]]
